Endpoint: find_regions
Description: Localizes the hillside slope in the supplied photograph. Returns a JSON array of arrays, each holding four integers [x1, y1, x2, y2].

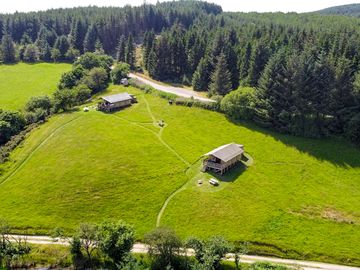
[[318, 3, 360, 17]]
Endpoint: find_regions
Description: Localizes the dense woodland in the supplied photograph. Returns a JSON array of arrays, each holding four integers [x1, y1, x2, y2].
[[0, 1, 360, 144]]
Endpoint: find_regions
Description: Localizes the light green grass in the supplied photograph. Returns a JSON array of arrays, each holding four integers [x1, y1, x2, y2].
[[0, 63, 71, 110], [0, 85, 360, 265]]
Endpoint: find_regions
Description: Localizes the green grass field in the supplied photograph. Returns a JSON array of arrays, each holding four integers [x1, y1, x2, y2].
[[0, 84, 360, 265], [0, 63, 71, 110]]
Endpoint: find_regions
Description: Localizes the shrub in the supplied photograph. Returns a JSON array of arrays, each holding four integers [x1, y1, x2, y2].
[[23, 44, 40, 62], [97, 220, 135, 265], [220, 87, 256, 120], [186, 236, 231, 270], [24, 108, 47, 124], [58, 65, 85, 89], [144, 227, 182, 269], [345, 113, 360, 145], [74, 85, 92, 104], [53, 88, 77, 112], [111, 62, 130, 84], [25, 96, 52, 114], [0, 110, 26, 144], [74, 52, 113, 72], [84, 67, 109, 93]]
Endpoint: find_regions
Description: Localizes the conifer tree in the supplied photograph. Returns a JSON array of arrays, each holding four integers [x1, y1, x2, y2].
[[0, 34, 16, 63], [116, 35, 126, 62], [83, 24, 97, 53], [209, 53, 232, 96], [125, 34, 135, 68], [54, 35, 70, 60], [192, 57, 210, 91]]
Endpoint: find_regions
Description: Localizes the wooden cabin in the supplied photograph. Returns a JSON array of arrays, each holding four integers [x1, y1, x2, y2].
[[203, 143, 244, 175], [98, 92, 136, 112]]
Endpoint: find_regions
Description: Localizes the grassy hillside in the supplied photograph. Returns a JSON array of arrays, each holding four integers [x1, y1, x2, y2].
[[0, 86, 360, 264], [0, 63, 71, 110], [318, 3, 360, 17]]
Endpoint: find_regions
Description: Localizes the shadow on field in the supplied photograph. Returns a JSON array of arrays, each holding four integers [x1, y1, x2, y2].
[[229, 118, 360, 168], [207, 163, 246, 183]]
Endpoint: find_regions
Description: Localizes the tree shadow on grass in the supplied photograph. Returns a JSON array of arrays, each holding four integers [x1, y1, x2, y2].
[[207, 162, 247, 183], [228, 118, 360, 168]]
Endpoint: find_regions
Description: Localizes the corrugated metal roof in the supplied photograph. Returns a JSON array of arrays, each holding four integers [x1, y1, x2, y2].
[[204, 143, 244, 162], [102, 93, 133, 103]]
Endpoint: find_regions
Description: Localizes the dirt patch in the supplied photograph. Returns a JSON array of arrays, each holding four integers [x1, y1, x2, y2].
[[290, 206, 359, 225]]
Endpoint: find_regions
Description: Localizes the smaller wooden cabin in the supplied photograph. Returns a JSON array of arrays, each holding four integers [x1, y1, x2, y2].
[[98, 92, 136, 112], [203, 143, 244, 175]]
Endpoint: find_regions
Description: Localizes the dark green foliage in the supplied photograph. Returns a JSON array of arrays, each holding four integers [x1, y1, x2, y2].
[[83, 24, 97, 53], [65, 47, 80, 62], [53, 88, 77, 112], [0, 35, 16, 63], [111, 63, 130, 84], [116, 35, 127, 63], [97, 220, 135, 265], [186, 236, 231, 270], [209, 53, 232, 96], [54, 35, 70, 60], [69, 19, 86, 53], [74, 52, 113, 72], [345, 113, 360, 144], [125, 34, 135, 69], [144, 227, 182, 269], [247, 42, 270, 87], [58, 65, 85, 89], [23, 44, 40, 62], [192, 57, 210, 91], [143, 31, 156, 70], [25, 96, 52, 114], [0, 110, 25, 144], [0, 219, 30, 268], [84, 67, 109, 93]]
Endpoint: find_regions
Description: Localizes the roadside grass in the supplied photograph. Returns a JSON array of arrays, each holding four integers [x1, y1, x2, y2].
[[0, 85, 360, 264], [0, 63, 71, 110]]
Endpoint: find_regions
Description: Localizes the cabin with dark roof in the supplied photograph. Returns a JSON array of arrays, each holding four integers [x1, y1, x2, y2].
[[203, 143, 244, 175], [98, 92, 136, 112]]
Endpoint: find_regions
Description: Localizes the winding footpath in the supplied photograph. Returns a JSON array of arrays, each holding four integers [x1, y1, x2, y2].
[[129, 73, 215, 103], [7, 234, 360, 270]]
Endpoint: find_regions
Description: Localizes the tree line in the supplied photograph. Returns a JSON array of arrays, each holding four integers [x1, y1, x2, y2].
[[1, 217, 286, 270], [0, 52, 130, 161], [0, 1, 360, 143]]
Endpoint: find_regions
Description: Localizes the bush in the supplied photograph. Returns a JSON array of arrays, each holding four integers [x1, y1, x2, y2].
[[97, 220, 135, 265], [111, 62, 130, 84], [345, 113, 360, 145], [186, 236, 231, 270], [74, 85, 92, 104], [84, 67, 109, 93], [74, 52, 113, 72], [24, 108, 48, 124], [220, 87, 256, 120], [53, 88, 77, 112], [23, 44, 40, 62], [0, 110, 26, 145], [58, 65, 85, 89], [25, 96, 52, 114], [144, 227, 182, 269], [175, 98, 220, 111]]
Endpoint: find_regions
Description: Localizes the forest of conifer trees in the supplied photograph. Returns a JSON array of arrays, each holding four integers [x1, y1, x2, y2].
[[1, 0, 360, 143]]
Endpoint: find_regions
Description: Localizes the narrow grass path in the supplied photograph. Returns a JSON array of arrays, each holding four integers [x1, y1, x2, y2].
[[0, 115, 82, 186], [112, 95, 192, 226]]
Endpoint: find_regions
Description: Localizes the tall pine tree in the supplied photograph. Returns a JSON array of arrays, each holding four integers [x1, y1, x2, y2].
[[209, 53, 232, 96]]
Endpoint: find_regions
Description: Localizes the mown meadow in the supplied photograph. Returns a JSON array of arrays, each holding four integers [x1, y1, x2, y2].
[[0, 63, 71, 110], [0, 85, 360, 265]]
